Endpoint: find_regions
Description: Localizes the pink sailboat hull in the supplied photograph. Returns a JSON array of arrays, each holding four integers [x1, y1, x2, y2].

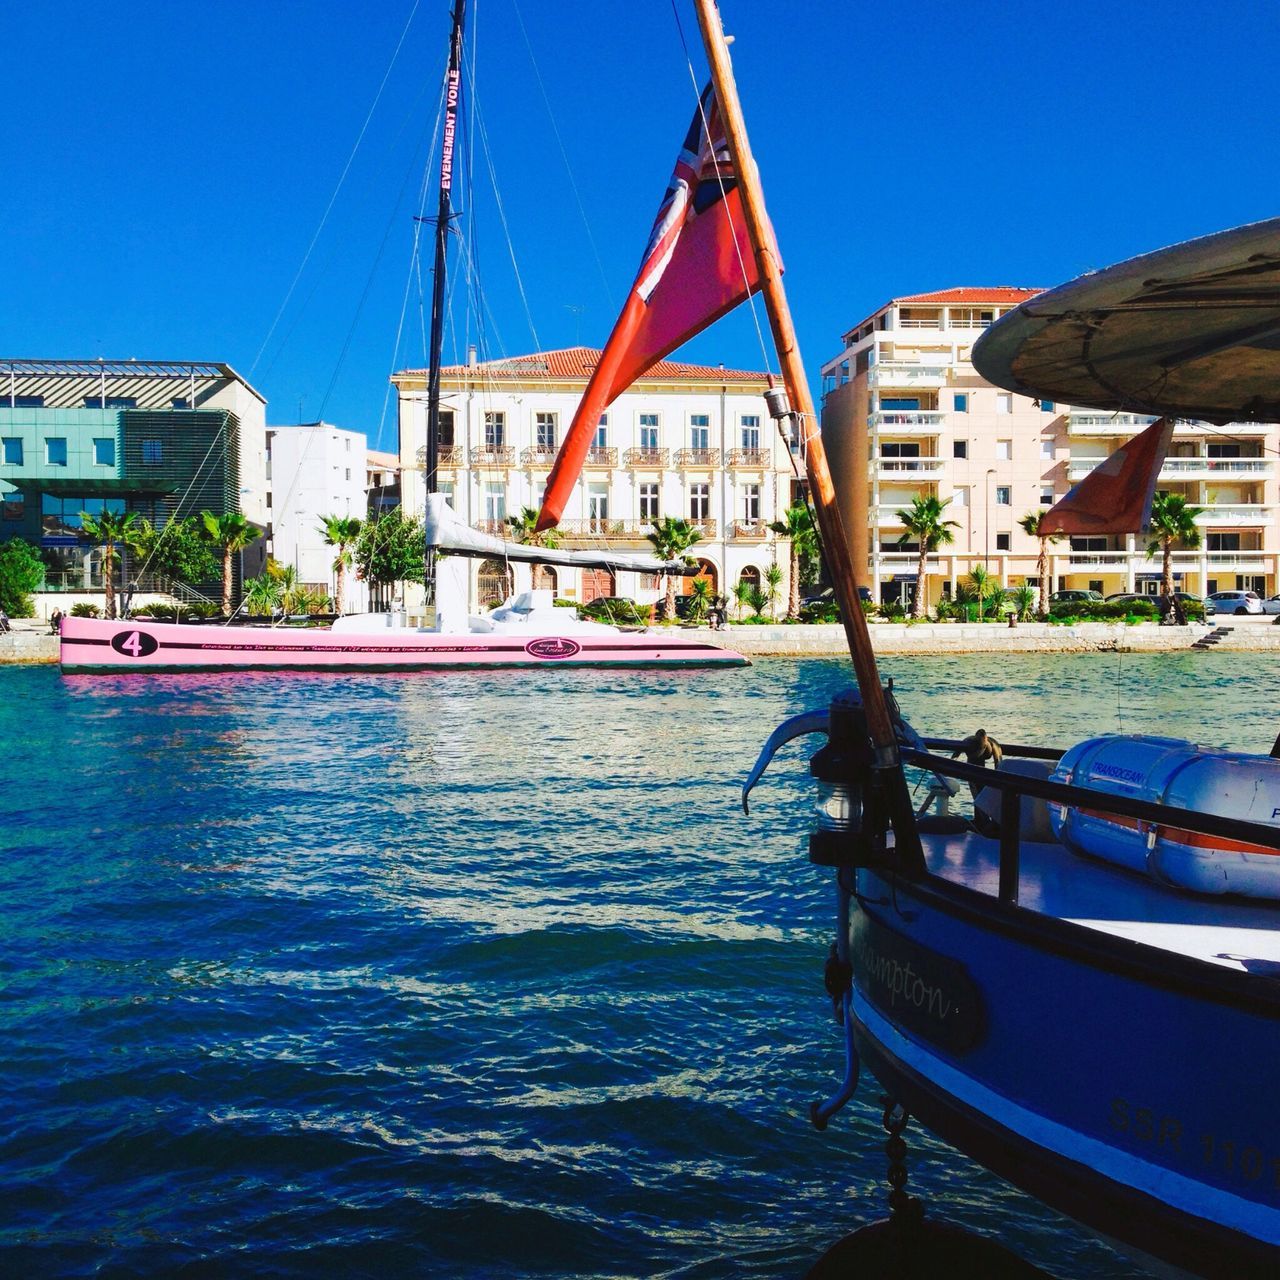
[[58, 616, 749, 673]]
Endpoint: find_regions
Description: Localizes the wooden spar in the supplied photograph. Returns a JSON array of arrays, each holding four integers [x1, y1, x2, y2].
[[692, 0, 897, 762]]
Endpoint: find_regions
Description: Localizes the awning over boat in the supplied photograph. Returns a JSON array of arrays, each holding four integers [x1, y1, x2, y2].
[[972, 217, 1280, 423], [424, 494, 689, 575]]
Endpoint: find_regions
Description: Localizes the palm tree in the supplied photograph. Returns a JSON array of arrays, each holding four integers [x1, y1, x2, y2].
[[506, 506, 562, 591], [1146, 492, 1202, 623], [732, 577, 754, 621], [1019, 510, 1061, 617], [895, 496, 960, 618], [966, 564, 999, 622], [769, 503, 818, 620], [764, 562, 784, 620], [201, 511, 258, 616], [242, 574, 283, 617], [319, 515, 363, 615], [645, 516, 703, 620], [688, 576, 714, 622], [78, 509, 139, 620]]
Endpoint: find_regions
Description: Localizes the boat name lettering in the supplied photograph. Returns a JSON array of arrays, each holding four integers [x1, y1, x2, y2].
[[1112, 1097, 1280, 1195], [441, 70, 460, 191], [1092, 762, 1145, 785], [525, 637, 582, 660], [850, 915, 983, 1053]]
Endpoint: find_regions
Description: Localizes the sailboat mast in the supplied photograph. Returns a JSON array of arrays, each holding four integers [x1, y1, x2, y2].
[[692, 0, 900, 763], [424, 0, 467, 603]]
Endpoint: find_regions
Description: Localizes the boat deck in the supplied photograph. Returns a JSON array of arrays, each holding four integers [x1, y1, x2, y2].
[[919, 830, 1280, 973]]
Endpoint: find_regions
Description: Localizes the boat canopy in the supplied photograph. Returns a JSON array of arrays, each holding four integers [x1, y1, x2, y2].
[[972, 217, 1280, 423], [424, 494, 690, 575]]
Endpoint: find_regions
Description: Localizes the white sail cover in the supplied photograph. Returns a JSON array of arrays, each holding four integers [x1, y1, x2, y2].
[[424, 494, 688, 575]]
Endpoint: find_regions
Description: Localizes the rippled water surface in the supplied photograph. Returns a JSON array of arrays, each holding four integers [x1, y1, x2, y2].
[[2, 653, 1276, 1278]]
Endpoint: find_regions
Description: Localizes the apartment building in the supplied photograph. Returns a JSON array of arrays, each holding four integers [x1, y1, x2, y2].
[[819, 290, 1280, 606], [0, 358, 267, 594], [392, 347, 794, 607]]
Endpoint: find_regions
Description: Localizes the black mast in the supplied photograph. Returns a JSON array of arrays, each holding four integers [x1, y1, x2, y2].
[[424, 0, 466, 606]]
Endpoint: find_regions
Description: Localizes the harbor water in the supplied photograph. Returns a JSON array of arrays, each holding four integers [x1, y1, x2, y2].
[[3, 654, 1277, 1278]]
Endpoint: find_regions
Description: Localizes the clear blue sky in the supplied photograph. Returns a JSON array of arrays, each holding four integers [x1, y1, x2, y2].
[[2, 0, 1275, 452]]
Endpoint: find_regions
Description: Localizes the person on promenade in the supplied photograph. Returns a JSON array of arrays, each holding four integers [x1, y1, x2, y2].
[[0, 608, 10, 633], [49, 609, 64, 634]]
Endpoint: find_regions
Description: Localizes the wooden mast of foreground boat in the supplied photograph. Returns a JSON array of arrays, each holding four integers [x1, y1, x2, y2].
[[694, 0, 920, 852], [423, 0, 467, 609]]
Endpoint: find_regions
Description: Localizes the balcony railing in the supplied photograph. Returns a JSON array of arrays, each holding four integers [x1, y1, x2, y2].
[[868, 362, 949, 388], [1066, 553, 1130, 569], [1067, 457, 1275, 482], [520, 446, 558, 467], [470, 446, 516, 467], [731, 520, 770, 540], [872, 410, 944, 434], [689, 517, 717, 536], [675, 448, 720, 468], [727, 447, 771, 468], [583, 447, 618, 467], [416, 444, 464, 468], [875, 457, 947, 476], [623, 447, 669, 469], [1194, 504, 1273, 527]]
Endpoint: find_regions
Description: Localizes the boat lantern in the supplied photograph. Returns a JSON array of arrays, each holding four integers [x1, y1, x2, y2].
[[763, 381, 791, 423], [809, 690, 878, 867]]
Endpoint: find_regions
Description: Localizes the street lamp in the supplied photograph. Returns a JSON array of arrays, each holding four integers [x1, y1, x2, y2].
[[983, 467, 996, 620]]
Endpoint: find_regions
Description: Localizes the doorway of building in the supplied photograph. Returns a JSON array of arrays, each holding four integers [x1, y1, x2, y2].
[[580, 569, 615, 603], [478, 559, 514, 607]]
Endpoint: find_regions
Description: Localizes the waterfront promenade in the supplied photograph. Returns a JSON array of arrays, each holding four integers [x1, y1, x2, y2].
[[6, 615, 1280, 664]]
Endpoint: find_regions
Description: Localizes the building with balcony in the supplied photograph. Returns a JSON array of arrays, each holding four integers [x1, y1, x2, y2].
[[392, 347, 793, 607], [0, 359, 267, 598], [819, 291, 1280, 606]]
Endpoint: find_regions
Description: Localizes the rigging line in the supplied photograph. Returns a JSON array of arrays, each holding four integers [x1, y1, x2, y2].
[[671, 0, 776, 380], [250, 0, 423, 378], [509, 0, 617, 315]]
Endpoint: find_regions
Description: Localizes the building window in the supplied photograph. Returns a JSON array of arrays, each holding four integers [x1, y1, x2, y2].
[[995, 486, 1011, 506], [9, 395, 43, 408], [881, 441, 920, 458], [689, 483, 710, 520], [484, 412, 505, 448], [1207, 443, 1243, 458], [438, 481, 455, 510], [438, 409, 455, 447], [639, 413, 659, 450], [1041, 400, 1055, 412], [996, 532, 1011, 551], [881, 397, 920, 411], [2, 438, 22, 465], [952, 487, 968, 508], [594, 415, 608, 448], [690, 414, 710, 450], [741, 415, 760, 449], [93, 438, 115, 466], [1040, 440, 1053, 460], [141, 439, 163, 464], [3, 495, 23, 522], [996, 393, 1012, 414], [952, 393, 968, 412], [588, 483, 609, 527], [1207, 532, 1241, 551], [171, 397, 189, 409], [639, 483, 659, 520], [1040, 487, 1054, 505], [953, 439, 968, 459], [46, 438, 68, 466], [743, 483, 760, 522], [536, 412, 558, 451], [995, 439, 1011, 460], [483, 482, 505, 524]]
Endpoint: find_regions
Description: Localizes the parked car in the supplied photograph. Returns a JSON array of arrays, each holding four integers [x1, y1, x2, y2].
[[1049, 589, 1104, 605], [1262, 594, 1280, 615], [801, 585, 872, 607], [1204, 590, 1263, 616]]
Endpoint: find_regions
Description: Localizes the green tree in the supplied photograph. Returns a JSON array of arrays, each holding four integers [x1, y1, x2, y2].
[[645, 517, 702, 620], [1010, 582, 1037, 622], [505, 506, 562, 592], [356, 508, 426, 608], [764, 562, 784, 620], [319, 515, 363, 615], [201, 511, 258, 616], [242, 574, 283, 617], [732, 577, 754, 621], [79, 509, 140, 619], [964, 564, 1000, 622], [895, 496, 959, 618], [132, 516, 219, 588], [1145, 492, 1202, 624], [0, 538, 45, 617], [769, 503, 818, 620], [1018, 510, 1061, 618], [687, 575, 714, 621]]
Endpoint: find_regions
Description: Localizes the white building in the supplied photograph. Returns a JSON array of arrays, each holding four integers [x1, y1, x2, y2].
[[392, 347, 798, 609], [819, 288, 1280, 606], [267, 422, 369, 608]]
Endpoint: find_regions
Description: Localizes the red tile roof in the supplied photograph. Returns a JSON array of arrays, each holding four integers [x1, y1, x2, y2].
[[396, 346, 770, 383]]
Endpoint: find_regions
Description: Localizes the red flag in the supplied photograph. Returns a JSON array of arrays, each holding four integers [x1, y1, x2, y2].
[[536, 85, 767, 531], [1039, 417, 1174, 535]]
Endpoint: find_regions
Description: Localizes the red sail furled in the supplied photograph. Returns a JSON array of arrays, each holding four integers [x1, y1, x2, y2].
[[1039, 416, 1174, 535], [536, 85, 766, 531]]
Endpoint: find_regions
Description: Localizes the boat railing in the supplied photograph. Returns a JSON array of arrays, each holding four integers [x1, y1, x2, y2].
[[902, 741, 1280, 905]]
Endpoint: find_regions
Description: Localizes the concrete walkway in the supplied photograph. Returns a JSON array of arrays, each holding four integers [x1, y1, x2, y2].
[[7, 615, 1280, 667]]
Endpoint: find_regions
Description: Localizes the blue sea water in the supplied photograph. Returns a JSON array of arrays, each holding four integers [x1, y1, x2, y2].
[[2, 653, 1277, 1279]]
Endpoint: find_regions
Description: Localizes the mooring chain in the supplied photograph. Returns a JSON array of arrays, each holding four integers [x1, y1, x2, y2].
[[882, 1097, 923, 1226]]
